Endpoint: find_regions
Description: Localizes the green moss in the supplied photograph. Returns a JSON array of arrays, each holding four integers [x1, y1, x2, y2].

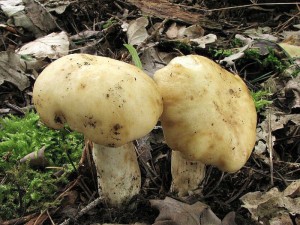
[[0, 112, 84, 220], [251, 90, 273, 112]]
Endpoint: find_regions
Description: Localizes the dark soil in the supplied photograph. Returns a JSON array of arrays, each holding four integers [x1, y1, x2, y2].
[[1, 1, 299, 225]]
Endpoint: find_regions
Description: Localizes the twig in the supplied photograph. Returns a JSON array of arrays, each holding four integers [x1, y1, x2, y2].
[[207, 2, 300, 12], [2, 213, 38, 225], [46, 210, 55, 225], [5, 102, 26, 114], [267, 109, 274, 186], [225, 173, 253, 204], [204, 172, 225, 197], [58, 196, 104, 225]]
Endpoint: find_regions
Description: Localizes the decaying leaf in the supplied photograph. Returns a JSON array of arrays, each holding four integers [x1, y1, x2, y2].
[[151, 198, 203, 225], [243, 27, 278, 42], [164, 23, 214, 48], [255, 112, 300, 161], [0, 0, 57, 37], [150, 197, 221, 225], [127, 17, 149, 46], [219, 34, 252, 66], [240, 180, 300, 223], [140, 47, 175, 76], [279, 43, 300, 58], [17, 31, 69, 59], [0, 51, 30, 91], [38, 0, 70, 14], [191, 34, 217, 48], [19, 146, 49, 168]]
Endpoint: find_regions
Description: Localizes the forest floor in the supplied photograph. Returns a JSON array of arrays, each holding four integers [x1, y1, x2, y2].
[[0, 0, 300, 225]]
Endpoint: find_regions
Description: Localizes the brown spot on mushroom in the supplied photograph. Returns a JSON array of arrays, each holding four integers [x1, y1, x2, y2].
[[80, 83, 86, 89], [54, 113, 66, 125], [113, 123, 122, 131], [229, 89, 234, 95]]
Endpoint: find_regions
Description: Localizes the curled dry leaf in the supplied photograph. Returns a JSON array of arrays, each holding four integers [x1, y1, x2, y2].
[[150, 197, 221, 225], [127, 17, 149, 46], [0, 0, 56, 37], [17, 31, 69, 59], [240, 180, 300, 223], [0, 51, 30, 91], [19, 146, 49, 168], [140, 47, 176, 76], [38, 0, 70, 14]]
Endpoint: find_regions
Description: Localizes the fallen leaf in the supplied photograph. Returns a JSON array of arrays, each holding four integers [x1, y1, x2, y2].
[[23, 0, 56, 33], [150, 197, 221, 225], [0, 0, 56, 37], [38, 0, 70, 14], [191, 34, 217, 48], [219, 34, 252, 66], [0, 51, 30, 91], [19, 146, 49, 168], [140, 47, 175, 76], [17, 31, 69, 59], [244, 27, 278, 42], [240, 181, 300, 223], [127, 17, 149, 46], [221, 212, 237, 225], [0, 0, 24, 16], [166, 23, 183, 39], [279, 43, 300, 58], [179, 24, 204, 39]]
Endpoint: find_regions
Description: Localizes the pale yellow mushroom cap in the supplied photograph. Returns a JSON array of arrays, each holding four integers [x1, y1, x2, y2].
[[33, 54, 163, 147], [153, 55, 257, 172]]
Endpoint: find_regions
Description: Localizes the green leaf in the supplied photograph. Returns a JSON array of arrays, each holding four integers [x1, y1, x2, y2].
[[124, 44, 143, 69]]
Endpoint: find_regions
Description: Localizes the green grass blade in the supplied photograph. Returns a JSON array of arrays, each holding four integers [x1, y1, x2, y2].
[[124, 44, 143, 70]]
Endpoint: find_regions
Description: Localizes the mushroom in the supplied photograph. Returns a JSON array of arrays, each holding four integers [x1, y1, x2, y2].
[[153, 55, 257, 196], [33, 53, 163, 206]]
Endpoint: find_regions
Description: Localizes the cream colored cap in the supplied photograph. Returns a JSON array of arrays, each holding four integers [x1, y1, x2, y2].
[[153, 55, 257, 172], [33, 54, 163, 147]]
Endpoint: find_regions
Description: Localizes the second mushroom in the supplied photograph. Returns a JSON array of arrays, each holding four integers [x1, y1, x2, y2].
[[153, 55, 257, 197]]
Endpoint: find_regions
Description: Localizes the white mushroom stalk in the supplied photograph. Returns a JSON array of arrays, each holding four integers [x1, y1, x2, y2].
[[171, 151, 205, 197], [153, 55, 257, 196], [33, 54, 163, 206]]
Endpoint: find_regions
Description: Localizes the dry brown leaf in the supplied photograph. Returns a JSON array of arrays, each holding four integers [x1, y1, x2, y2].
[[140, 47, 176, 76], [19, 146, 49, 168], [17, 31, 69, 59], [127, 17, 149, 46], [0, 51, 30, 91], [240, 180, 300, 223], [150, 197, 221, 225], [0, 0, 56, 38]]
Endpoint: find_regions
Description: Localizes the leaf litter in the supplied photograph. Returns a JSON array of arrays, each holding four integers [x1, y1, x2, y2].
[[0, 0, 300, 225]]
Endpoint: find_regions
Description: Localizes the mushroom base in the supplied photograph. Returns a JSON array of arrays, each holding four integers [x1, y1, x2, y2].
[[171, 150, 206, 197], [92, 142, 141, 207]]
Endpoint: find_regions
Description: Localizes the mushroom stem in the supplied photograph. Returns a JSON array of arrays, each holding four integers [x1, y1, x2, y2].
[[171, 151, 206, 197], [92, 142, 141, 207]]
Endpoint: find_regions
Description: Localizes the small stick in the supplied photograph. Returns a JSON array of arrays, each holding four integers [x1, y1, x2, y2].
[[46, 210, 55, 225], [267, 109, 274, 186], [58, 196, 104, 225]]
